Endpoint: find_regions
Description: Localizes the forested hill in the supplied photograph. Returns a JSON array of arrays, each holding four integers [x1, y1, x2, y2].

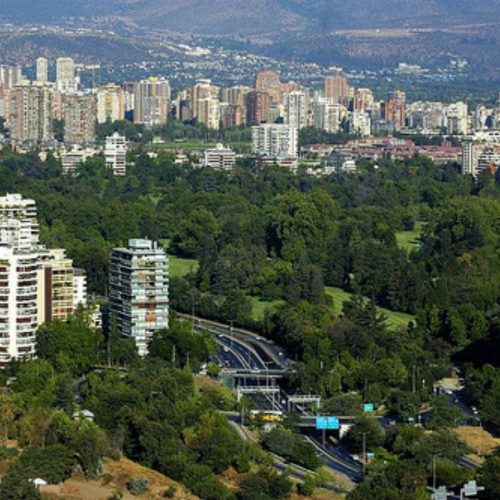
[[1, 0, 500, 34]]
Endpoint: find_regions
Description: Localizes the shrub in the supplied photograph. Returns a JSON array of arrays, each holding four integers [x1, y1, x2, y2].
[[127, 478, 149, 495]]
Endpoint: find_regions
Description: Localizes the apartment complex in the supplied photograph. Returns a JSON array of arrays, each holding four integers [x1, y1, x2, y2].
[[109, 239, 169, 356], [0, 194, 89, 366], [462, 130, 500, 177], [252, 123, 299, 160]]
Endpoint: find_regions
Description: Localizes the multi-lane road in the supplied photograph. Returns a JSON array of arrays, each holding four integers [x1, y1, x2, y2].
[[182, 313, 364, 482]]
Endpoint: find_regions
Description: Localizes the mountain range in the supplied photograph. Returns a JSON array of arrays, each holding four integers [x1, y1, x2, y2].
[[1, 0, 500, 35]]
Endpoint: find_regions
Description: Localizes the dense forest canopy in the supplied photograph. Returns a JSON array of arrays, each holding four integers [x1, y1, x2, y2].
[[0, 146, 499, 498]]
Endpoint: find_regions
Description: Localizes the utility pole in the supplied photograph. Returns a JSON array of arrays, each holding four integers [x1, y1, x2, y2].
[[432, 455, 437, 492], [172, 344, 176, 364], [412, 364, 417, 393], [362, 432, 367, 476]]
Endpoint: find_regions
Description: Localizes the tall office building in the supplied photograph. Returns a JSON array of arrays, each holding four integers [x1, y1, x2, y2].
[[97, 84, 125, 124], [105, 133, 128, 176], [62, 93, 96, 144], [7, 83, 54, 144], [56, 57, 76, 93], [109, 239, 169, 357], [324, 75, 349, 104], [134, 77, 170, 127], [284, 90, 309, 130], [36, 57, 49, 84], [252, 123, 298, 160], [0, 194, 41, 365]]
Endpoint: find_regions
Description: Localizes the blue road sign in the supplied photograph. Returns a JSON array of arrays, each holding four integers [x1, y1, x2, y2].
[[315, 416, 340, 430]]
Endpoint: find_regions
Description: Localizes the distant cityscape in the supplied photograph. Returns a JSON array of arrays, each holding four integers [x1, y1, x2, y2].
[[0, 57, 499, 178]]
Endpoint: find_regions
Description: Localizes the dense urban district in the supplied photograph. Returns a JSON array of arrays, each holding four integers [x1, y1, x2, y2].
[[0, 57, 498, 500]]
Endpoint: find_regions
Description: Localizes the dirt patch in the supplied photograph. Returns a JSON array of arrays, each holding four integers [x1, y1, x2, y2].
[[40, 457, 197, 499], [455, 427, 500, 458]]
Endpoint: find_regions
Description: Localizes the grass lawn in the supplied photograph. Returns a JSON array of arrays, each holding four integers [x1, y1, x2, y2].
[[167, 254, 199, 278], [248, 296, 285, 322], [325, 286, 414, 331], [396, 221, 425, 252]]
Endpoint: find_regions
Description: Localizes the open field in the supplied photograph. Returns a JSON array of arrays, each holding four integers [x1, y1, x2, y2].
[[248, 296, 285, 321], [168, 254, 199, 278], [325, 286, 414, 330], [395, 221, 425, 252]]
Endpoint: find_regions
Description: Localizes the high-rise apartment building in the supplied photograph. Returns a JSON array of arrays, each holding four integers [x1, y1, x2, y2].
[[62, 93, 96, 144], [134, 77, 170, 127], [196, 97, 220, 129], [252, 123, 298, 160], [36, 57, 49, 84], [0, 65, 23, 89], [105, 133, 128, 176], [56, 57, 76, 93], [0, 194, 41, 365], [313, 98, 343, 133], [109, 239, 169, 357], [246, 91, 272, 125], [383, 90, 407, 131], [284, 90, 309, 130], [97, 83, 125, 124], [324, 75, 349, 104], [192, 80, 219, 119], [7, 83, 54, 144], [255, 70, 282, 103]]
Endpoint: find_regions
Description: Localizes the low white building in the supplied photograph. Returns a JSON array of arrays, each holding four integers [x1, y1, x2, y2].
[[202, 144, 236, 171], [61, 146, 96, 175]]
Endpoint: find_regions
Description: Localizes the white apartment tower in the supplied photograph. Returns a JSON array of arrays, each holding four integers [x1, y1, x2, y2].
[[36, 57, 49, 84], [284, 90, 309, 130], [0, 194, 41, 365], [56, 57, 76, 93], [97, 84, 125, 124], [105, 133, 128, 176], [109, 239, 169, 356], [252, 123, 299, 159]]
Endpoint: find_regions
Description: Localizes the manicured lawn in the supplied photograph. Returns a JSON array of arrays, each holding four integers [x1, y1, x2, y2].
[[325, 286, 414, 331], [167, 254, 199, 278], [396, 221, 425, 252], [248, 296, 285, 322]]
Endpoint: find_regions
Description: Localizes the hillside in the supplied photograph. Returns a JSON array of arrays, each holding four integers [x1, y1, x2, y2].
[[1, 0, 500, 35]]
